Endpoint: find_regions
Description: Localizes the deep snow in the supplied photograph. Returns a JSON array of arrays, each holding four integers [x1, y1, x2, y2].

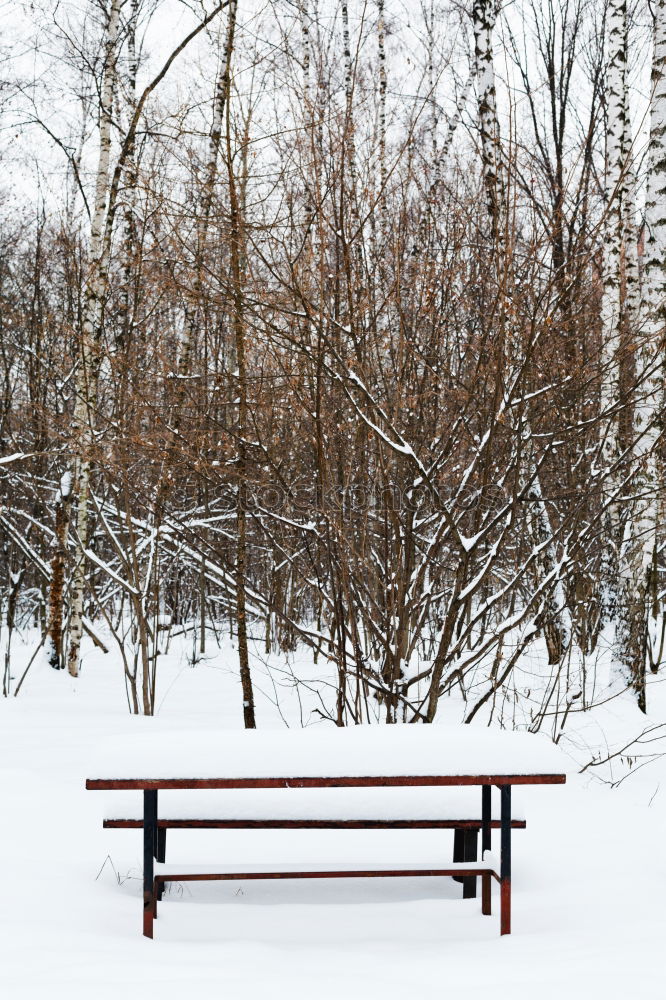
[[1, 630, 665, 1000]]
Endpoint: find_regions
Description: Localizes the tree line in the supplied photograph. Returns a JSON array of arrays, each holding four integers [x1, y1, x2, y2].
[[1, 0, 664, 730]]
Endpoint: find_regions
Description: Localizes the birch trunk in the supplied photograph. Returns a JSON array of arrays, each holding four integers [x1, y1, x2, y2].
[[341, 2, 361, 254], [599, 0, 637, 627], [377, 0, 388, 226], [615, 0, 666, 709], [599, 0, 628, 478], [67, 0, 122, 678], [472, 0, 501, 237]]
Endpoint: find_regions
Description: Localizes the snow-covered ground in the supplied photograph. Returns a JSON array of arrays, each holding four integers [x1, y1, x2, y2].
[[1, 631, 665, 999]]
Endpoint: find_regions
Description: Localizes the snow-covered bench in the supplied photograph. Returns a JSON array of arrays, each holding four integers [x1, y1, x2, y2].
[[87, 725, 567, 938]]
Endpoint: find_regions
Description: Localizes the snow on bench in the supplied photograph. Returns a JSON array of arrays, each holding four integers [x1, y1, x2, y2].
[[88, 723, 568, 785], [101, 786, 526, 824]]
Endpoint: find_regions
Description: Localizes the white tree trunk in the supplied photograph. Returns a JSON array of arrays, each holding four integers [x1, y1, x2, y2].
[[472, 0, 501, 233], [67, 0, 123, 678], [599, 0, 628, 478], [615, 0, 666, 709], [377, 0, 388, 218], [599, 0, 640, 635], [341, 1, 361, 253]]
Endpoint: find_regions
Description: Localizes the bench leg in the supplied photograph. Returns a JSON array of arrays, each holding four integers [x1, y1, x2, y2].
[[452, 829, 464, 883], [143, 790, 156, 939], [500, 878, 511, 934], [482, 873, 492, 915], [143, 903, 154, 938], [481, 785, 491, 856], [155, 826, 166, 900], [481, 785, 492, 915], [156, 827, 167, 863], [500, 785, 511, 935], [462, 829, 478, 899]]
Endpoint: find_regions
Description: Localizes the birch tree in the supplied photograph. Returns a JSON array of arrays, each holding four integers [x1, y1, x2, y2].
[[66, 0, 123, 678], [63, 0, 230, 678], [472, 0, 502, 236], [614, 0, 666, 709], [599, 0, 637, 513]]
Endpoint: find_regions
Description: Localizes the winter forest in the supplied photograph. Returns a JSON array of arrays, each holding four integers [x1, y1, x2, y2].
[[3, 0, 665, 735], [2, 0, 666, 992]]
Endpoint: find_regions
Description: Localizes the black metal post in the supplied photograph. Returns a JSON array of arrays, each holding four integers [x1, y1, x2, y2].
[[143, 790, 157, 938], [153, 789, 160, 858], [156, 828, 167, 863], [481, 784, 493, 915], [500, 784, 511, 934], [462, 828, 479, 899], [482, 785, 491, 855]]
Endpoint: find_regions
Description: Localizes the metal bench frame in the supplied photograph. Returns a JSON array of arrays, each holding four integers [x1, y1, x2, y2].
[[88, 772, 566, 938]]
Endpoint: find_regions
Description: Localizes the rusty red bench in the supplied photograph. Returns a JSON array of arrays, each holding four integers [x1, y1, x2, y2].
[[86, 726, 566, 938]]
